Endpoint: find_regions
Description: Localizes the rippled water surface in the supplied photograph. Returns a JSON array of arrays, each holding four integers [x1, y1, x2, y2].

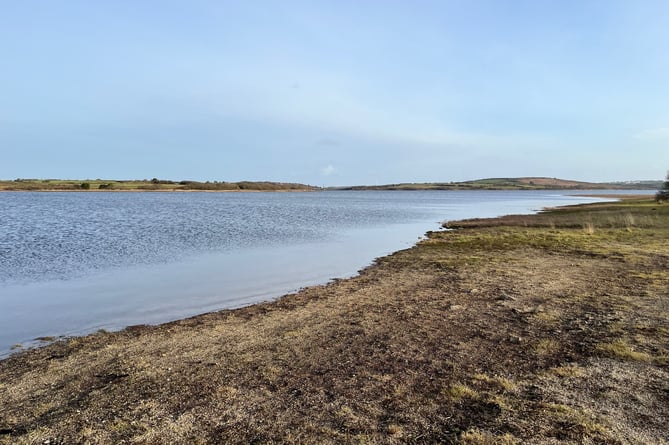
[[2, 191, 422, 285], [0, 190, 640, 354]]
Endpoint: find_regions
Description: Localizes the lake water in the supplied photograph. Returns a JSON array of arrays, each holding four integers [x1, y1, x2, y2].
[[0, 190, 644, 355]]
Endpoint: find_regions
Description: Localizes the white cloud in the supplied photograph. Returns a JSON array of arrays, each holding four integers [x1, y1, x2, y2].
[[321, 164, 336, 176]]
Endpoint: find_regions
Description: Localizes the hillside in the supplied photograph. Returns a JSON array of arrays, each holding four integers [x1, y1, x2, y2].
[[335, 177, 662, 191]]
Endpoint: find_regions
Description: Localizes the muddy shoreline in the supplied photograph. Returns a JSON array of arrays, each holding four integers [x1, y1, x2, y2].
[[1, 199, 667, 444]]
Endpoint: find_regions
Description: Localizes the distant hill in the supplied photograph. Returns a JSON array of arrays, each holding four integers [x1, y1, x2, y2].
[[334, 177, 662, 191], [0, 179, 320, 192]]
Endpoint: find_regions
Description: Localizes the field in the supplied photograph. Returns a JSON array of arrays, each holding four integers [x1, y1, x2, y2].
[[0, 199, 667, 444]]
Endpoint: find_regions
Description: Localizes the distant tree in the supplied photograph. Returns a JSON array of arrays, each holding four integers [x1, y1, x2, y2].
[[80, 182, 91, 190], [657, 172, 669, 202]]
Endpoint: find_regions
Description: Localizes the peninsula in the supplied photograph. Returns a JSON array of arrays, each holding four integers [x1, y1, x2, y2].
[[0, 179, 319, 192]]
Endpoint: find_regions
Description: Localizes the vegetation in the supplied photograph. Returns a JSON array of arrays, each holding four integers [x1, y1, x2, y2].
[[0, 199, 667, 443], [335, 177, 662, 191], [656, 171, 669, 202], [0, 178, 319, 192], [1, 177, 660, 192]]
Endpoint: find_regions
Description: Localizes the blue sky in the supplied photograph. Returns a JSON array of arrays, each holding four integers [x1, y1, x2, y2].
[[1, 1, 667, 186]]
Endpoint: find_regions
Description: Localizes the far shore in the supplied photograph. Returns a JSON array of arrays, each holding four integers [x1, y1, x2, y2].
[[1, 197, 667, 443], [1, 176, 661, 193], [0, 179, 319, 193], [0, 188, 317, 193], [570, 193, 654, 199]]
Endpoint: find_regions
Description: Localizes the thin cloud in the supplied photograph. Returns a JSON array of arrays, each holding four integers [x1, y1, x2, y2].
[[634, 128, 669, 141], [321, 165, 336, 176]]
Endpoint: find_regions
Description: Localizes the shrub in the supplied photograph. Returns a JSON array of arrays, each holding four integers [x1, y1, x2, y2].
[[656, 171, 669, 202]]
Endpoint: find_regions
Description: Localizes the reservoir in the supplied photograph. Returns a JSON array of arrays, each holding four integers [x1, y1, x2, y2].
[[0, 190, 636, 354]]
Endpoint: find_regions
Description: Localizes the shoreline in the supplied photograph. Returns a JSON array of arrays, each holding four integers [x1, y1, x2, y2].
[[569, 193, 654, 199], [0, 191, 620, 358], [1, 198, 667, 443], [0, 188, 318, 193], [0, 194, 654, 351], [0, 188, 657, 193]]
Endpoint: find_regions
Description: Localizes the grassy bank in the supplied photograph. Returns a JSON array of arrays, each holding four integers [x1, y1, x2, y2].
[[1, 200, 667, 444]]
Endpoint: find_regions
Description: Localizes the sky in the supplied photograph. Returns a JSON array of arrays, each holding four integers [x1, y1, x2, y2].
[[1, 1, 667, 186]]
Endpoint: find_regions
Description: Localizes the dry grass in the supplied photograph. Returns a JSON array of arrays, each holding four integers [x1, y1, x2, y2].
[[1, 199, 668, 444], [547, 364, 587, 378], [460, 429, 519, 444], [597, 339, 654, 362], [446, 383, 479, 401]]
